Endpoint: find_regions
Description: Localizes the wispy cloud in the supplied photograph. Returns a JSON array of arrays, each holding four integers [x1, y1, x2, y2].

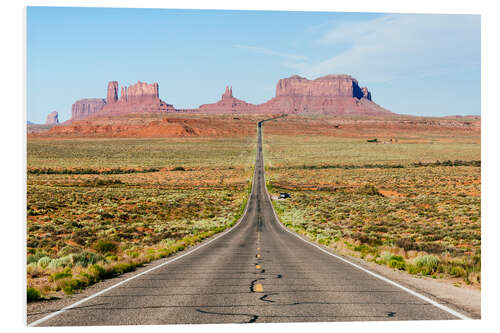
[[293, 14, 480, 83], [234, 44, 308, 62]]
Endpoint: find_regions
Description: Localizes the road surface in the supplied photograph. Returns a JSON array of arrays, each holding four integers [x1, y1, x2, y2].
[[30, 119, 466, 326]]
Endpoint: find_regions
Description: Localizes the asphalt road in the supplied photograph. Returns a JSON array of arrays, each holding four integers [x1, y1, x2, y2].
[[30, 119, 465, 326]]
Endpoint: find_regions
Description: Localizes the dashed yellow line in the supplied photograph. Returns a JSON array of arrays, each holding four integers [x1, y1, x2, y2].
[[255, 283, 264, 292], [256, 254, 261, 258], [255, 264, 261, 269]]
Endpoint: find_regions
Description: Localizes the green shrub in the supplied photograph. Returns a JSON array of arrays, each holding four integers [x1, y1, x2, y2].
[[37, 256, 52, 268], [450, 265, 467, 277], [171, 166, 185, 171], [27, 287, 42, 302], [413, 255, 440, 275], [49, 267, 72, 281], [126, 251, 139, 258], [90, 264, 108, 280], [93, 240, 118, 254], [48, 256, 72, 269], [27, 252, 47, 265], [72, 252, 104, 267], [406, 264, 419, 274], [381, 253, 406, 270]]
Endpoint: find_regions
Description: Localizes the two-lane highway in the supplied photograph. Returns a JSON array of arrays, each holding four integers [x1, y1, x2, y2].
[[29, 119, 466, 326]]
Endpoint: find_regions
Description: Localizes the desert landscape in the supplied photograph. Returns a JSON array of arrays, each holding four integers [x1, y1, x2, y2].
[[27, 74, 480, 308]]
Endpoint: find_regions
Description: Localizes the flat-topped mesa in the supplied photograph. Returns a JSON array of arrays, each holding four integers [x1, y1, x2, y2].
[[198, 86, 255, 114], [71, 98, 106, 121], [45, 111, 59, 125], [257, 74, 391, 115], [275, 74, 366, 98], [119, 81, 160, 104], [103, 80, 175, 117]]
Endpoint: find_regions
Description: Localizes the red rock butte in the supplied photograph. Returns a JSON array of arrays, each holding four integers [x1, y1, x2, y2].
[[45, 111, 59, 125], [255, 74, 391, 115], [68, 74, 393, 122], [70, 81, 175, 121], [197, 85, 256, 114]]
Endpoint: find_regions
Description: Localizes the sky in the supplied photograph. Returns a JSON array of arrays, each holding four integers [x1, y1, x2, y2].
[[27, 7, 481, 123]]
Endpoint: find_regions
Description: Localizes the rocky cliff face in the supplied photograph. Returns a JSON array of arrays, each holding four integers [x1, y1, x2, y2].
[[45, 111, 59, 125], [275, 74, 364, 98], [100, 81, 174, 115], [199, 86, 255, 113], [119, 81, 159, 104], [107, 81, 119, 104], [71, 99, 106, 121], [69, 81, 174, 122], [257, 74, 391, 115]]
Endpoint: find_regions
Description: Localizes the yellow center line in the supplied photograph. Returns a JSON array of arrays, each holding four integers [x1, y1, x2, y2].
[[256, 254, 261, 258], [254, 283, 264, 292], [255, 264, 261, 269]]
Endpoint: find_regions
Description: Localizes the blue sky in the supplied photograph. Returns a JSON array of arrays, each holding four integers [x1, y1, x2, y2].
[[27, 7, 480, 123]]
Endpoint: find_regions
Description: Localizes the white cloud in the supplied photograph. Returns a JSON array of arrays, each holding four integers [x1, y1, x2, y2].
[[234, 44, 308, 62], [295, 14, 480, 83]]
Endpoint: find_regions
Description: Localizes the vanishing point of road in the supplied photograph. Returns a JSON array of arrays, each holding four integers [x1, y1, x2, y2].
[[29, 118, 468, 326]]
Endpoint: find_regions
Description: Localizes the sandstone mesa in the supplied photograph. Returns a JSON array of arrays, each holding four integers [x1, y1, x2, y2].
[[62, 74, 392, 123], [45, 111, 59, 125]]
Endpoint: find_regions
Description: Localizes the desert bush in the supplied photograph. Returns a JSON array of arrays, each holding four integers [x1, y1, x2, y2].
[[49, 267, 72, 281], [93, 240, 119, 254], [47, 256, 72, 269], [413, 255, 440, 275], [72, 251, 104, 267], [37, 256, 52, 268], [27, 287, 42, 302], [27, 252, 48, 265], [171, 166, 185, 171], [382, 253, 406, 270]]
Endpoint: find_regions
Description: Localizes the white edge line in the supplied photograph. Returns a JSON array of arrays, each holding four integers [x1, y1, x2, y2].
[[28, 148, 259, 327], [259, 128, 472, 321]]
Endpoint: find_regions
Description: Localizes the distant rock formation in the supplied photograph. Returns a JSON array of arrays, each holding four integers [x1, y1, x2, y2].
[[256, 74, 392, 115], [198, 86, 255, 113], [71, 98, 106, 121], [107, 81, 119, 104], [98, 81, 175, 116], [69, 81, 175, 122], [66, 75, 392, 122], [45, 111, 59, 125]]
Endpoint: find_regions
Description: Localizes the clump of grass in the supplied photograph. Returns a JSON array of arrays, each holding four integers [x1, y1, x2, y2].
[[27, 252, 48, 265], [72, 251, 104, 267], [410, 255, 440, 275], [47, 256, 72, 269], [49, 267, 72, 282], [37, 256, 52, 269], [171, 166, 186, 171], [27, 287, 42, 302], [382, 253, 406, 270], [93, 240, 119, 255]]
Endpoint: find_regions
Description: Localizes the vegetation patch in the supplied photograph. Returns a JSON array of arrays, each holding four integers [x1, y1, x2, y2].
[[265, 134, 480, 286], [27, 136, 255, 300]]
